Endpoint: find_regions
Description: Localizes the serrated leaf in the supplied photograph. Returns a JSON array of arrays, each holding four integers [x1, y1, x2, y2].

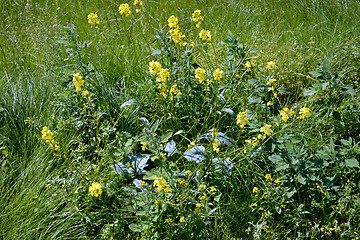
[[295, 174, 306, 185], [345, 158, 359, 168], [184, 145, 206, 163]]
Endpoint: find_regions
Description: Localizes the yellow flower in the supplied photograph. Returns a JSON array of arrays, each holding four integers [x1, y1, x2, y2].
[[87, 13, 100, 26], [136, 8, 140, 13], [275, 178, 281, 185], [166, 218, 173, 225], [299, 107, 311, 119], [199, 195, 206, 201], [141, 142, 148, 151], [210, 186, 217, 192], [140, 181, 146, 187], [236, 111, 249, 128], [169, 25, 186, 45], [168, 16, 179, 28], [149, 61, 162, 75], [195, 67, 206, 84], [180, 217, 185, 223], [199, 184, 206, 189], [154, 176, 167, 192], [185, 170, 191, 175], [199, 29, 211, 42], [260, 124, 272, 136], [82, 90, 89, 96], [192, 9, 203, 28], [213, 139, 220, 153], [267, 78, 277, 85], [274, 92, 278, 98], [134, 0, 143, 6], [178, 178, 186, 185], [119, 3, 132, 17], [89, 182, 102, 197], [212, 68, 223, 81], [267, 61, 276, 69], [196, 203, 203, 209], [73, 73, 84, 92], [245, 59, 255, 71], [252, 187, 259, 193], [251, 202, 258, 207], [280, 108, 295, 122], [155, 199, 160, 205], [265, 174, 272, 181], [267, 101, 273, 106]]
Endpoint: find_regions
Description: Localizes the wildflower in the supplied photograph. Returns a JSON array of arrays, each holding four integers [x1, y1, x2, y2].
[[299, 107, 311, 119], [268, 86, 274, 91], [281, 204, 286, 209], [196, 203, 203, 208], [273, 92, 278, 98], [210, 186, 217, 192], [245, 137, 259, 148], [213, 139, 220, 153], [188, 141, 195, 148], [87, 13, 100, 27], [180, 217, 185, 223], [267, 101, 273, 106], [236, 111, 249, 128], [199, 29, 211, 42], [41, 127, 53, 143], [212, 68, 223, 81], [155, 199, 160, 205], [267, 78, 277, 85], [89, 182, 102, 197], [211, 128, 218, 138], [267, 61, 276, 69], [195, 67, 206, 84], [199, 184, 206, 189], [245, 59, 256, 71], [154, 176, 167, 192], [178, 178, 186, 185], [280, 108, 295, 122], [192, 9, 203, 28], [168, 16, 179, 28], [166, 218, 173, 225], [82, 90, 89, 97], [149, 61, 162, 75], [275, 178, 281, 185], [141, 142, 148, 151], [260, 124, 272, 136], [251, 202, 258, 207], [156, 68, 170, 83], [134, 0, 143, 6], [119, 3, 132, 17], [190, 42, 195, 47], [199, 195, 206, 201], [73, 73, 84, 92], [185, 170, 191, 175], [252, 187, 259, 193], [136, 9, 140, 13], [169, 84, 181, 99], [265, 174, 272, 181], [169, 25, 186, 45]]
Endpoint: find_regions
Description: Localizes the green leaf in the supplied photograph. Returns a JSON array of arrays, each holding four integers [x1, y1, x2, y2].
[[151, 49, 161, 55], [268, 155, 289, 171], [295, 174, 306, 185], [129, 224, 147, 232], [341, 85, 357, 96], [214, 193, 222, 202], [304, 88, 318, 96], [309, 70, 322, 78], [345, 158, 359, 168]]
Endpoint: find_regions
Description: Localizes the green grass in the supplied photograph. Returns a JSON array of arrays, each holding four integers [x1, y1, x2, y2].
[[1, 0, 360, 239]]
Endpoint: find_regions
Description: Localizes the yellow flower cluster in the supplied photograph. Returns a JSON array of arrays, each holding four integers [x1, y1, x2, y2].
[[236, 111, 249, 128], [154, 176, 170, 192], [299, 107, 311, 119], [195, 67, 206, 84], [119, 3, 132, 17], [245, 59, 256, 71], [180, 217, 185, 223], [149, 61, 162, 75], [267, 61, 276, 69], [87, 13, 100, 27], [192, 9, 203, 28], [280, 107, 295, 122], [199, 29, 211, 42], [149, 61, 181, 100], [260, 124, 272, 136], [213, 68, 223, 81], [178, 178, 186, 185], [141, 142, 148, 151], [89, 182, 102, 197], [212, 139, 220, 153], [133, 0, 143, 13], [73, 73, 84, 92], [166, 218, 173, 225], [168, 16, 186, 46], [41, 127, 60, 151]]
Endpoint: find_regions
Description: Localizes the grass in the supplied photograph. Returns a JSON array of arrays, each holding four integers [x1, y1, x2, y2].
[[1, 0, 360, 239]]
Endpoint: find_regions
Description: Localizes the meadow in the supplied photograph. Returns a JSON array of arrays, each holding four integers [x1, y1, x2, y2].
[[1, 0, 360, 239]]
